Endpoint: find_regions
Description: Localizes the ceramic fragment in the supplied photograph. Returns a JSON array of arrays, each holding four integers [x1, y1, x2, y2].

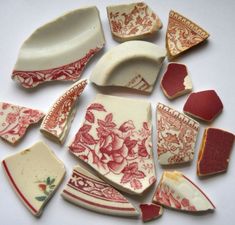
[[90, 41, 166, 93], [40, 79, 88, 144], [69, 94, 156, 195], [197, 128, 234, 176], [157, 103, 199, 165], [161, 63, 192, 99], [61, 165, 139, 217], [2, 141, 66, 216], [166, 10, 209, 58], [0, 102, 44, 144], [140, 203, 163, 222], [152, 171, 215, 212], [107, 2, 162, 42], [12, 6, 105, 88], [183, 90, 223, 122]]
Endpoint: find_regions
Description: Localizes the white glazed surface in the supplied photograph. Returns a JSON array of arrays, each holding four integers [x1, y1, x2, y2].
[[0, 0, 235, 224]]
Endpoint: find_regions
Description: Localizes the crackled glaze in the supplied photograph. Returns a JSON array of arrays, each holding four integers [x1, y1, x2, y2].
[[61, 165, 139, 217], [69, 94, 156, 195], [90, 41, 166, 93], [0, 102, 44, 144], [157, 103, 199, 165], [197, 128, 234, 176], [161, 63, 192, 99], [152, 171, 215, 212], [166, 10, 209, 58], [107, 2, 162, 42], [12, 7, 105, 88], [2, 141, 66, 216], [40, 79, 88, 144]]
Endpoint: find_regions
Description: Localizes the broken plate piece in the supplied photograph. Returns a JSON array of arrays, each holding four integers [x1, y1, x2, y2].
[[2, 141, 66, 216], [152, 171, 215, 212], [107, 2, 162, 42], [183, 90, 223, 122], [197, 128, 234, 176], [90, 41, 166, 93], [157, 103, 199, 165], [140, 203, 163, 222], [69, 94, 156, 195], [161, 63, 192, 99], [12, 7, 105, 88], [0, 102, 44, 144], [61, 165, 139, 217], [166, 10, 209, 58], [40, 79, 88, 144]]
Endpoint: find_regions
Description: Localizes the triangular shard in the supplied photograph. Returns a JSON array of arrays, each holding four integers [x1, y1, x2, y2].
[[0, 102, 44, 144], [152, 171, 215, 212], [2, 141, 66, 216], [157, 103, 199, 165], [166, 10, 209, 58], [61, 165, 139, 217], [40, 79, 88, 144], [69, 94, 156, 195]]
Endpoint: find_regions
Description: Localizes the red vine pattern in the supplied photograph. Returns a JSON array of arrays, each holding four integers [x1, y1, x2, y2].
[[69, 102, 155, 193], [68, 169, 128, 203], [12, 47, 101, 88], [0, 102, 44, 144], [157, 103, 199, 164], [108, 2, 162, 40], [40, 80, 87, 142], [154, 182, 197, 211], [166, 10, 209, 57]]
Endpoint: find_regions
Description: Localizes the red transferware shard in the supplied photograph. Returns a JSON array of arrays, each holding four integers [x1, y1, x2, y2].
[[197, 128, 234, 176], [161, 63, 192, 99], [140, 203, 163, 222], [183, 90, 223, 122]]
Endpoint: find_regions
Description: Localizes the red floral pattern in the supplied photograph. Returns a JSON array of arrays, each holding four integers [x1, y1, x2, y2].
[[157, 103, 199, 164], [154, 182, 196, 211], [166, 10, 209, 57], [40, 79, 87, 143], [0, 102, 44, 144], [69, 102, 155, 193], [12, 47, 101, 88], [68, 169, 127, 203], [108, 2, 162, 40]]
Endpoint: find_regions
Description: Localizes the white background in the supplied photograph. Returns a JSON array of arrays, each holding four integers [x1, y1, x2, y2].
[[0, 0, 235, 224]]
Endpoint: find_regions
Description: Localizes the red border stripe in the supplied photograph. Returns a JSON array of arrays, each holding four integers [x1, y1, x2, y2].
[[63, 190, 136, 212], [2, 160, 38, 214]]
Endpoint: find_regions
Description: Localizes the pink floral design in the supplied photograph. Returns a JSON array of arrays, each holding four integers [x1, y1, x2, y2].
[[157, 103, 199, 164], [0, 102, 44, 144], [12, 47, 101, 88], [166, 11, 209, 57], [108, 3, 162, 40], [69, 102, 155, 193], [154, 182, 196, 211]]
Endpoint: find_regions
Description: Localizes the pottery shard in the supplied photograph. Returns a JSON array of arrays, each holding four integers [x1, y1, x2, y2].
[[140, 203, 163, 222], [0, 102, 45, 144], [69, 94, 156, 195], [40, 79, 88, 144], [61, 165, 139, 217], [161, 63, 192, 99], [166, 10, 209, 58], [152, 171, 215, 212], [197, 128, 234, 176], [157, 103, 199, 165], [107, 2, 162, 42], [183, 90, 223, 122]]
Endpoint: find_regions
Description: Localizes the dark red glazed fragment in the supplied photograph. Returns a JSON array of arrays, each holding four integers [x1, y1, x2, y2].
[[161, 63, 192, 99], [197, 128, 234, 176], [139, 203, 163, 222], [183, 90, 223, 122]]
